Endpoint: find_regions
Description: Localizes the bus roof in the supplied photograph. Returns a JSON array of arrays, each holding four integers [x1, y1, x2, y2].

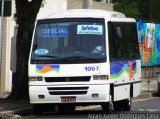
[[42, 9, 126, 20]]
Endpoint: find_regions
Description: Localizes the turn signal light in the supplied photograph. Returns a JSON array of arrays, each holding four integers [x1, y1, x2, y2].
[[29, 77, 36, 81]]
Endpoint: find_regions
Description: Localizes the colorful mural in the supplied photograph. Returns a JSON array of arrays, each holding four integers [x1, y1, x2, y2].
[[36, 65, 60, 74], [137, 21, 160, 66], [155, 24, 160, 65]]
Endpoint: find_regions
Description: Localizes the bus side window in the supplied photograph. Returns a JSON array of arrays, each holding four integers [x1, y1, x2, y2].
[[108, 22, 116, 61], [114, 24, 126, 60], [108, 22, 140, 61], [116, 26, 122, 39]]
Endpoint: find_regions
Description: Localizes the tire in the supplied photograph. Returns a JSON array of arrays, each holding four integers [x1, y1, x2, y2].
[[122, 97, 132, 111], [33, 104, 44, 115], [101, 102, 113, 114], [113, 101, 123, 111], [33, 104, 54, 115], [67, 106, 76, 113], [58, 105, 67, 113], [113, 97, 132, 111], [58, 105, 75, 113]]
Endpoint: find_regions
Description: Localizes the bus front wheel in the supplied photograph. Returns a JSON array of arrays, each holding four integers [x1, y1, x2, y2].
[[101, 102, 113, 114], [33, 104, 44, 115], [122, 97, 132, 111], [58, 105, 75, 113], [113, 96, 132, 111]]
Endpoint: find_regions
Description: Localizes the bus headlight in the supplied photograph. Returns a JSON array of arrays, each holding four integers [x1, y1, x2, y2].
[[93, 75, 109, 80], [37, 77, 43, 81], [93, 75, 100, 80], [29, 77, 43, 81], [29, 77, 36, 81]]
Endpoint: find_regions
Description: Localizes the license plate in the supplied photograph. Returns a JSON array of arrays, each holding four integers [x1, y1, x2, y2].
[[61, 97, 76, 103]]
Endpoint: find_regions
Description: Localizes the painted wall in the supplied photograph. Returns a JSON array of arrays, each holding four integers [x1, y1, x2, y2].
[[137, 21, 160, 66]]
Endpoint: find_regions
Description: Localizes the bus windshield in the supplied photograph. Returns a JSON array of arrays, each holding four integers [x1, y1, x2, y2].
[[31, 18, 106, 64]]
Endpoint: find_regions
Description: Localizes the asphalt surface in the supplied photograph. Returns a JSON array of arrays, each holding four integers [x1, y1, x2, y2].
[[21, 97, 160, 119]]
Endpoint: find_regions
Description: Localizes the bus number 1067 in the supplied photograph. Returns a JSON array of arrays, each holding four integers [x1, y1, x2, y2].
[[84, 66, 99, 71]]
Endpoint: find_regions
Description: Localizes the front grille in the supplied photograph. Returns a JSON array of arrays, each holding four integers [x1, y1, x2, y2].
[[49, 91, 87, 95], [47, 86, 89, 95], [47, 87, 89, 90], [45, 76, 91, 82]]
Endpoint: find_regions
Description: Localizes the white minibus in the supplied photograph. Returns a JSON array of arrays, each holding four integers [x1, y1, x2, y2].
[[28, 9, 141, 114]]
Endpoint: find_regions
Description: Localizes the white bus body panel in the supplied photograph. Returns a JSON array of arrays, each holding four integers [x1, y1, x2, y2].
[[114, 84, 130, 101], [133, 83, 141, 97]]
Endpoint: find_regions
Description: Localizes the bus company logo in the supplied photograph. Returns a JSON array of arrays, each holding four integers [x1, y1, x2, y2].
[[81, 25, 98, 31], [77, 25, 102, 35], [65, 77, 70, 82], [36, 65, 60, 74]]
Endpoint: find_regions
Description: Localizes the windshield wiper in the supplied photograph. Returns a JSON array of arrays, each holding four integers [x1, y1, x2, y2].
[[37, 55, 71, 62], [65, 56, 101, 61], [37, 55, 62, 59], [37, 55, 103, 62]]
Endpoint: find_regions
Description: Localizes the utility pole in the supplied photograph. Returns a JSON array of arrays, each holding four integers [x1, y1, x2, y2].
[[82, 0, 92, 9]]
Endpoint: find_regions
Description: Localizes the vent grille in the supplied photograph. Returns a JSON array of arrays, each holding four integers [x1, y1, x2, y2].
[[48, 91, 87, 95], [47, 86, 89, 95], [47, 87, 89, 90], [45, 76, 91, 82]]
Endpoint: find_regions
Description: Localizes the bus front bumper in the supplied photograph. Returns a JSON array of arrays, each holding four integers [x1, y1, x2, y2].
[[29, 84, 110, 104]]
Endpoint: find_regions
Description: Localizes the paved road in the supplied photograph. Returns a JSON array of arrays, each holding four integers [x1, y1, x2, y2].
[[20, 97, 160, 119], [132, 97, 160, 112]]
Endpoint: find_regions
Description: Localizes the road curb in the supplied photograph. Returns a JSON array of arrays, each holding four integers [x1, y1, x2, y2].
[[0, 111, 14, 118], [0, 108, 32, 118], [133, 92, 158, 100]]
